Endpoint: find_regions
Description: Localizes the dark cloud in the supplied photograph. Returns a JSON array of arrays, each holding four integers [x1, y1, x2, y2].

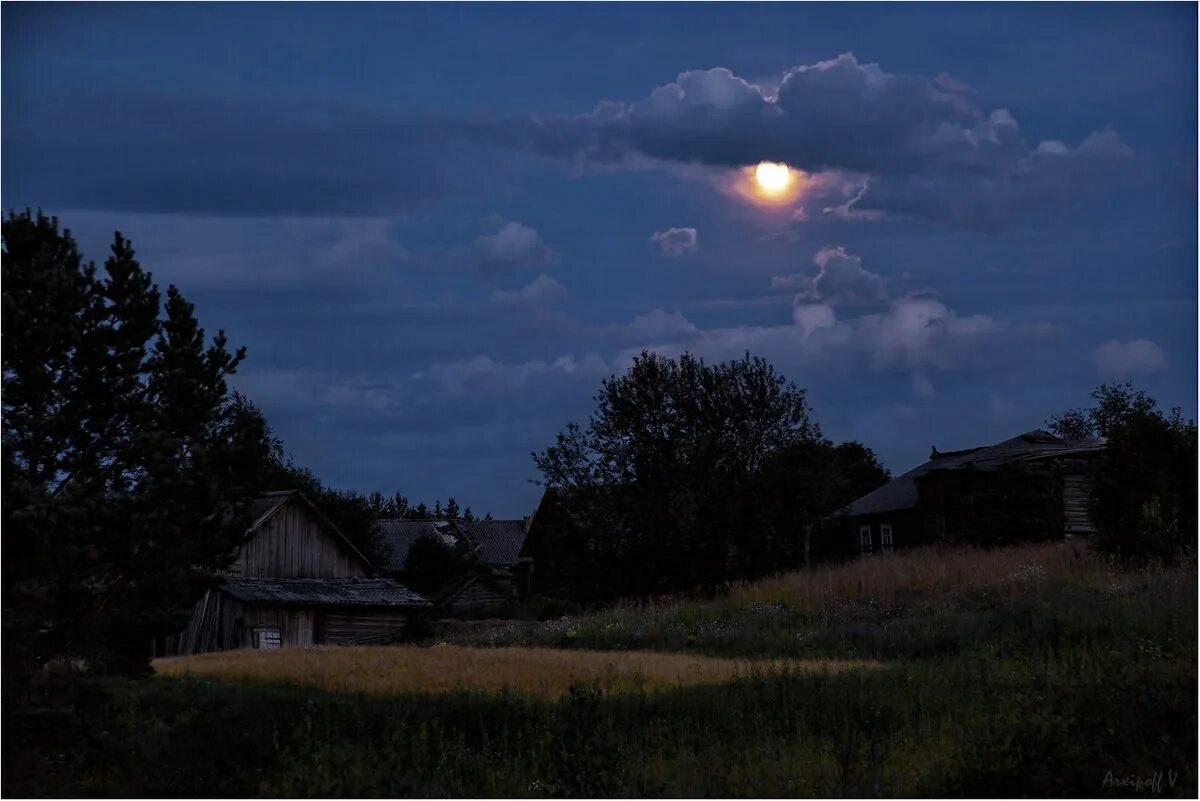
[[530, 53, 1132, 228]]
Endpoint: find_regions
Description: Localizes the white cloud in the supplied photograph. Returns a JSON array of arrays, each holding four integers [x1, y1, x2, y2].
[[1092, 339, 1169, 378], [473, 221, 553, 269], [490, 274, 567, 307], [773, 245, 889, 305], [650, 227, 699, 257]]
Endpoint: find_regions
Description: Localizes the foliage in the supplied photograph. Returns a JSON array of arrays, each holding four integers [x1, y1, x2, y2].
[[402, 535, 478, 596], [5, 543, 1194, 797], [1047, 381, 1160, 440], [532, 351, 888, 600], [2, 210, 277, 678], [1048, 381, 1197, 564], [1091, 410, 1197, 564]]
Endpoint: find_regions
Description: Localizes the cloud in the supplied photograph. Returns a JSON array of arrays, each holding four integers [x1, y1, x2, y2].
[[772, 245, 889, 305], [490, 274, 567, 307], [473, 221, 553, 269], [532, 53, 1131, 228], [628, 309, 699, 341], [650, 227, 699, 256], [1092, 339, 1169, 378], [412, 352, 608, 399]]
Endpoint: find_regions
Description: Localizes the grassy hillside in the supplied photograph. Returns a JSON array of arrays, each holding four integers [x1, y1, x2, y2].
[[5, 542, 1195, 797]]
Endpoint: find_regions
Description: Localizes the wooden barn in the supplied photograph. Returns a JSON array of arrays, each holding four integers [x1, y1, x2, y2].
[[842, 429, 1106, 555], [176, 491, 429, 654], [373, 518, 532, 615]]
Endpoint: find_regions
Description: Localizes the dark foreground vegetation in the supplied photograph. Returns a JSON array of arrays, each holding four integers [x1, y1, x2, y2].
[[6, 544, 1194, 797]]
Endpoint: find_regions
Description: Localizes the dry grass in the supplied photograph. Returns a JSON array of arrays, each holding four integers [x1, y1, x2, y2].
[[731, 539, 1116, 608], [153, 645, 876, 699]]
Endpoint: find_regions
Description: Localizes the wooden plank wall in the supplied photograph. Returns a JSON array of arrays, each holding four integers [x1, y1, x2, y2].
[[228, 499, 366, 579], [1063, 473, 1096, 533]]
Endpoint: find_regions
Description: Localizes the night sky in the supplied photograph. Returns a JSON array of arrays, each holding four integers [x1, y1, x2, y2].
[[4, 3, 1196, 516]]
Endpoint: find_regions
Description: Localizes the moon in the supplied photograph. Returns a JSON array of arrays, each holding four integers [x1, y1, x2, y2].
[[754, 161, 792, 195]]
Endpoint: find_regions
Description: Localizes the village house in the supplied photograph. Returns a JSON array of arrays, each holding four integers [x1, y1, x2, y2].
[[373, 517, 532, 614], [842, 429, 1107, 555], [175, 491, 429, 654]]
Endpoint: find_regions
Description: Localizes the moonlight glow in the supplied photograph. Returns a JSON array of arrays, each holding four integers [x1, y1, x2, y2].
[[754, 162, 792, 195]]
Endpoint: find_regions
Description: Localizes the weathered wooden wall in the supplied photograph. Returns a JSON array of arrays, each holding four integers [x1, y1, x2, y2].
[[227, 499, 366, 579], [448, 577, 516, 614]]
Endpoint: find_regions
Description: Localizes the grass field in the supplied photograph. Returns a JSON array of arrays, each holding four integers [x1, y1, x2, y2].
[[5, 541, 1195, 797], [154, 644, 876, 698]]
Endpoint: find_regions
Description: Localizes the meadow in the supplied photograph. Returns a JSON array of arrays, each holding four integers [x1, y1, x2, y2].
[[5, 541, 1195, 797]]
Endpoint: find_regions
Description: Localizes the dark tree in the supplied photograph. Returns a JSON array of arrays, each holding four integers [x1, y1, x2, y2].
[[444, 497, 461, 520], [761, 439, 891, 566], [1049, 382, 1197, 563], [2, 211, 276, 678], [533, 351, 827, 599], [1047, 382, 1159, 439]]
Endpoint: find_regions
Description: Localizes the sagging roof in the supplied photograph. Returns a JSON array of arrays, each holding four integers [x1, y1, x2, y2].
[[373, 518, 530, 572], [220, 578, 429, 608], [843, 429, 1106, 517]]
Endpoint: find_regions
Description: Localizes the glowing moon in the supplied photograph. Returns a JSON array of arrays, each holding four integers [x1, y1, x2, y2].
[[754, 161, 792, 195]]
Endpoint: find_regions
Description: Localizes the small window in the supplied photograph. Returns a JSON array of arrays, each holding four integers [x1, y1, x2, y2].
[[255, 628, 281, 650], [859, 525, 872, 554], [880, 524, 894, 553]]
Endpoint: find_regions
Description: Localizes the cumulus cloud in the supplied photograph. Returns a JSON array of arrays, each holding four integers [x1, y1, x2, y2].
[[1092, 339, 1169, 378], [623, 293, 1036, 377], [533, 53, 1131, 228], [472, 221, 553, 269], [650, 227, 699, 257], [772, 245, 889, 305], [490, 274, 567, 307]]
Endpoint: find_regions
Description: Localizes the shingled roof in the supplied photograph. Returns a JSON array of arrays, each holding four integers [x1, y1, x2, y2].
[[459, 520, 529, 567], [373, 520, 458, 572], [843, 429, 1106, 517], [220, 578, 429, 608], [372, 518, 530, 571]]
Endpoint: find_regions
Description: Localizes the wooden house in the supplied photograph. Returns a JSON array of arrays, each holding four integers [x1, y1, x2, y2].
[[176, 491, 429, 654], [373, 518, 532, 615], [842, 429, 1106, 555]]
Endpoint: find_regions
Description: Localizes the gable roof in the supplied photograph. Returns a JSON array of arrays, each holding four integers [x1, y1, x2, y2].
[[247, 490, 373, 570], [373, 518, 530, 572], [220, 577, 429, 608], [843, 430, 1106, 517]]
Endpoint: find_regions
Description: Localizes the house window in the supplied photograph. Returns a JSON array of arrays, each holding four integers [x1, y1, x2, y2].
[[255, 627, 281, 650], [859, 525, 872, 554], [880, 524, 894, 553]]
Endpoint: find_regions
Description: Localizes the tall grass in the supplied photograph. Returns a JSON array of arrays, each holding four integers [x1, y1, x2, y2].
[[6, 542, 1194, 797], [154, 645, 876, 699]]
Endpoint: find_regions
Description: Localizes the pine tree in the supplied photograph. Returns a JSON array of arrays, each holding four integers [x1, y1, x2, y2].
[[2, 210, 276, 678]]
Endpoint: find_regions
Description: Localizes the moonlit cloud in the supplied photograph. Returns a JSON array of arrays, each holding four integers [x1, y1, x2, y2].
[[650, 227, 699, 257], [772, 245, 889, 306]]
